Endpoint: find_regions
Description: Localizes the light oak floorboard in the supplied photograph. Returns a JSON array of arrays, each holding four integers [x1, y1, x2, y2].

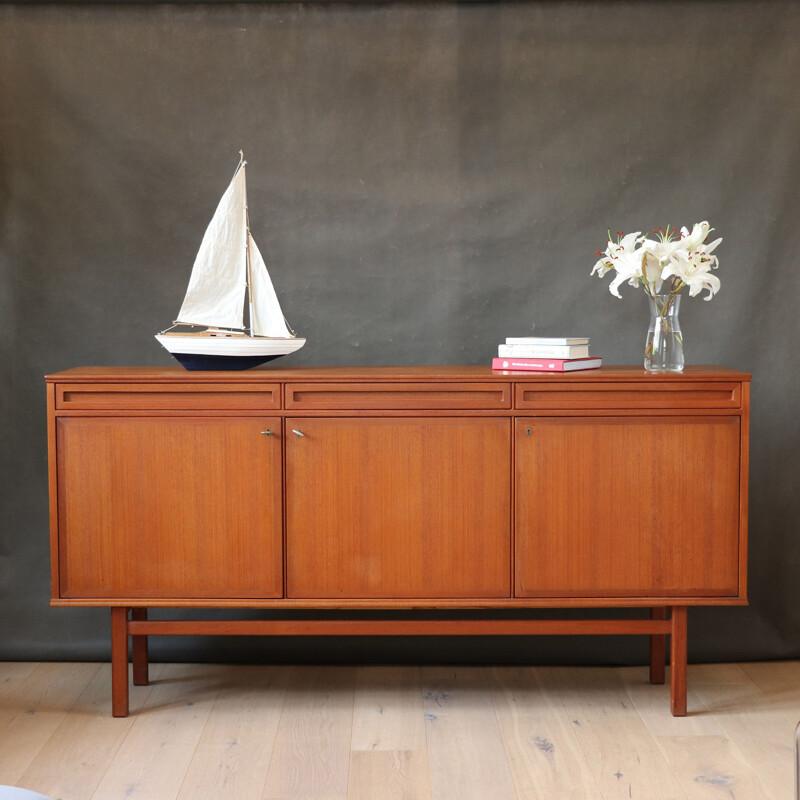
[[691, 679, 799, 800], [0, 663, 38, 693], [617, 667, 722, 737], [548, 666, 687, 799], [17, 663, 165, 800], [687, 663, 756, 684], [655, 735, 774, 800], [261, 666, 354, 800], [347, 750, 432, 800], [176, 665, 289, 800], [89, 663, 225, 800], [490, 666, 601, 800], [1, 661, 799, 800], [0, 662, 100, 786], [421, 666, 517, 800], [739, 659, 800, 697], [351, 667, 426, 752]]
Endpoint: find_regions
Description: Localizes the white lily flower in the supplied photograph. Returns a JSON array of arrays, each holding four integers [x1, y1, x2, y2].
[[695, 236, 722, 272], [591, 232, 645, 297], [590, 222, 721, 301], [642, 251, 663, 293], [607, 248, 646, 298], [641, 235, 682, 261], [589, 221, 722, 372], [679, 221, 712, 250], [661, 250, 721, 300], [591, 256, 614, 277], [639, 237, 680, 293], [613, 231, 642, 256]]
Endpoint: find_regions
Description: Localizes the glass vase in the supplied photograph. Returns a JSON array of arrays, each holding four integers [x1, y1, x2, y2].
[[644, 293, 684, 372]]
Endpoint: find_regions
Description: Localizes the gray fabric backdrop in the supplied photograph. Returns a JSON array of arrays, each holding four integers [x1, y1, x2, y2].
[[1, 1, 798, 665]]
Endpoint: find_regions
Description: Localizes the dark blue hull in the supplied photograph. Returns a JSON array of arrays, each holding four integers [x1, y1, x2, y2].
[[170, 352, 285, 371]]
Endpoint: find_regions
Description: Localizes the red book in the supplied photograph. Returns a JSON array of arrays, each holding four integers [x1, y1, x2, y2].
[[491, 356, 602, 372]]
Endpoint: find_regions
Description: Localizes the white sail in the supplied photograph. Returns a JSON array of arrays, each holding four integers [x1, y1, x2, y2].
[[248, 233, 294, 338], [176, 162, 248, 330]]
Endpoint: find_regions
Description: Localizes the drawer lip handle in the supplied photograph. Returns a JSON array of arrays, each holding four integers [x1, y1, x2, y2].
[[260, 429, 272, 436], [292, 429, 305, 437]]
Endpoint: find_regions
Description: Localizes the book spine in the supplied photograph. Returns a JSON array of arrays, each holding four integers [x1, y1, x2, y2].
[[504, 338, 588, 346], [498, 344, 589, 358], [492, 357, 567, 371]]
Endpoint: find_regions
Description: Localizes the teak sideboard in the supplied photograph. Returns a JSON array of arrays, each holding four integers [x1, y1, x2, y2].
[[45, 365, 750, 717]]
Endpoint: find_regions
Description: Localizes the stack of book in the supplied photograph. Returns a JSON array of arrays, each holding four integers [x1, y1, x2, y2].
[[491, 337, 602, 372]]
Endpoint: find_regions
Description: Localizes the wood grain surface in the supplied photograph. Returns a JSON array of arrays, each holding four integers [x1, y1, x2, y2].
[[55, 383, 281, 410], [46, 365, 752, 383], [2, 660, 793, 800], [514, 381, 741, 410], [57, 416, 283, 599], [285, 416, 511, 598], [285, 381, 512, 409], [515, 416, 741, 598]]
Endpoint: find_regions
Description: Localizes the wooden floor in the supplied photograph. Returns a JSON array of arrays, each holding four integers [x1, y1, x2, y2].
[[0, 661, 798, 800]]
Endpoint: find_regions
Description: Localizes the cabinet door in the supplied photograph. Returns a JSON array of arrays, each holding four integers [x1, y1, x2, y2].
[[286, 417, 511, 598], [515, 416, 741, 598], [57, 417, 283, 599]]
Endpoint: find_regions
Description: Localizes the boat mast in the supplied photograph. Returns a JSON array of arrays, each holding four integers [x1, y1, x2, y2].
[[240, 151, 255, 338]]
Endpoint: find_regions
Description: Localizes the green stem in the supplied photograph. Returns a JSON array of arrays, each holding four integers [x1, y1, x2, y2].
[[644, 282, 684, 358]]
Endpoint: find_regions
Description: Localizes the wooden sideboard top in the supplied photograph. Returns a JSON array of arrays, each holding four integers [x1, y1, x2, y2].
[[46, 365, 751, 383]]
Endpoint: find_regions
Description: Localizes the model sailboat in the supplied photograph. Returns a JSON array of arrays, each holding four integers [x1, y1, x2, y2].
[[156, 153, 305, 370]]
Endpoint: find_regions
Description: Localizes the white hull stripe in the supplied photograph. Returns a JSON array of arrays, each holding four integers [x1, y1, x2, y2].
[[155, 334, 306, 357]]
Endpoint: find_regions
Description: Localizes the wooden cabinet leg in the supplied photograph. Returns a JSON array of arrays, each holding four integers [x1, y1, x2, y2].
[[111, 607, 130, 718], [670, 606, 688, 717], [649, 607, 667, 684], [131, 608, 149, 686]]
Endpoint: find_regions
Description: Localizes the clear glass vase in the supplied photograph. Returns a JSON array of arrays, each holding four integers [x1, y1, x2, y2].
[[645, 293, 684, 372]]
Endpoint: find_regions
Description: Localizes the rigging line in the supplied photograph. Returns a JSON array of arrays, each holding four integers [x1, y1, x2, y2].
[[283, 315, 297, 337]]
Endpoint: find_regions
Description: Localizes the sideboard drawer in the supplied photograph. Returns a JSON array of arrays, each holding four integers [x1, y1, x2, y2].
[[285, 382, 512, 410], [55, 383, 281, 411], [515, 381, 741, 411]]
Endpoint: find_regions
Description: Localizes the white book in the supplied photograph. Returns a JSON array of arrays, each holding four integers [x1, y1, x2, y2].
[[498, 343, 590, 359], [505, 336, 589, 346]]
